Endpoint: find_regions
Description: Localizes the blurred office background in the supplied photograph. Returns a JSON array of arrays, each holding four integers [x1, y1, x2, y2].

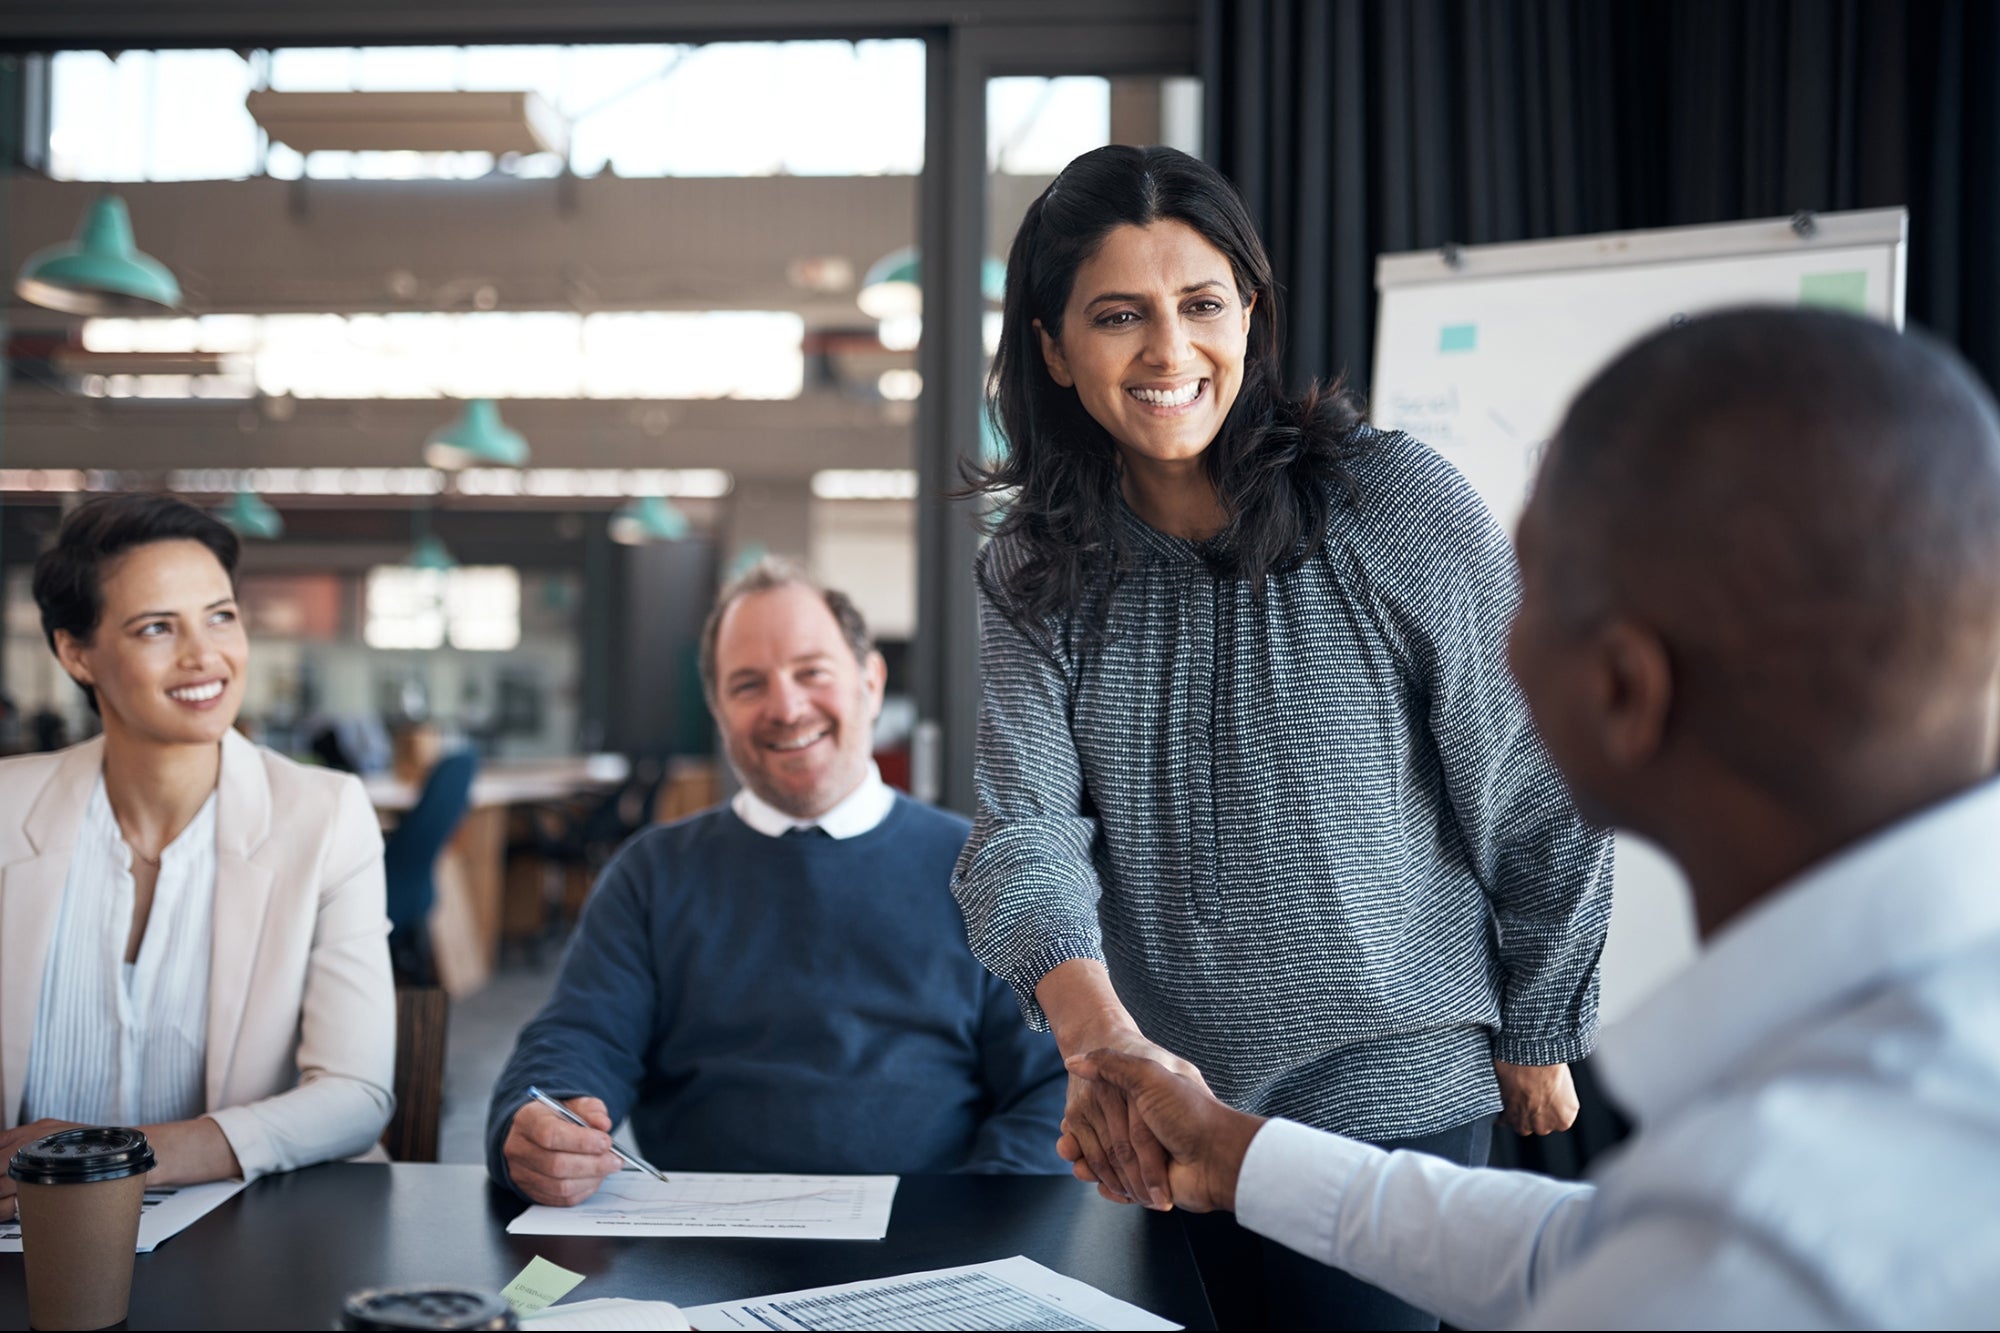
[[1, 0, 1994, 1163]]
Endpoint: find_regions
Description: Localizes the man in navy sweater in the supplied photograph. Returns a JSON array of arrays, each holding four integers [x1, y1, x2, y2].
[[487, 560, 1067, 1204]]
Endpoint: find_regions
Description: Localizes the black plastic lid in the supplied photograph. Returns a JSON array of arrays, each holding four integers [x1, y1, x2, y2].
[[339, 1286, 518, 1331], [6, 1126, 156, 1185]]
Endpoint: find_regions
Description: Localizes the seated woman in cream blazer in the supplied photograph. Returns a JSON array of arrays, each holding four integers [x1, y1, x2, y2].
[[0, 493, 394, 1218]]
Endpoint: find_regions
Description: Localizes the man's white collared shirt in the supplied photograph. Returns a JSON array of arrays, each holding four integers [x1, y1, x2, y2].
[[730, 762, 896, 839], [1233, 778, 2000, 1329]]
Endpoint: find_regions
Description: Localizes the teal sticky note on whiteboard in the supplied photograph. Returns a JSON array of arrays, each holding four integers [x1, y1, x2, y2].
[[1439, 324, 1477, 353], [1800, 271, 1868, 313]]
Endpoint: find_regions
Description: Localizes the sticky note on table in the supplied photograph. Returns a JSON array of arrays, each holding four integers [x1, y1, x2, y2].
[[1439, 323, 1478, 352], [501, 1255, 587, 1316], [1800, 271, 1868, 313]]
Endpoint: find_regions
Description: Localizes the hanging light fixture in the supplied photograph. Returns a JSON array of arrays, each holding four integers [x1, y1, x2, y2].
[[423, 398, 529, 469], [15, 194, 181, 315], [857, 245, 921, 320], [608, 495, 689, 546], [857, 247, 1008, 348], [215, 490, 284, 540], [408, 534, 456, 570], [855, 246, 1009, 318]]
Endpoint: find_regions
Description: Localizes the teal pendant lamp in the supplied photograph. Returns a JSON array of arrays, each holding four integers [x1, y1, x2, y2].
[[423, 398, 529, 470], [857, 245, 922, 320], [15, 194, 181, 315], [608, 495, 689, 546], [409, 534, 456, 571], [216, 490, 284, 540], [857, 245, 1009, 319]]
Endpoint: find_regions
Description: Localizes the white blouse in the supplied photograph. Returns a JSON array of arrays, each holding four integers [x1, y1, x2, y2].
[[20, 776, 218, 1128]]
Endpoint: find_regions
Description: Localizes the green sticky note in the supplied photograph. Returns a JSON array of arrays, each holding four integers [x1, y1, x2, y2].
[[1439, 323, 1477, 353], [501, 1256, 586, 1316], [1800, 271, 1868, 313]]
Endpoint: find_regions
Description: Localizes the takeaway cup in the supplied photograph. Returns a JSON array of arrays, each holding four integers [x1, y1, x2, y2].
[[7, 1126, 156, 1330], [338, 1285, 519, 1329]]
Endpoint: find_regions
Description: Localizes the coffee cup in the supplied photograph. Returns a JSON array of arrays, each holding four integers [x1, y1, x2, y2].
[[7, 1126, 156, 1330], [339, 1285, 519, 1330]]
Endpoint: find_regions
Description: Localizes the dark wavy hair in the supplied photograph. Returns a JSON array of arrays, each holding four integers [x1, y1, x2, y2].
[[965, 144, 1367, 627]]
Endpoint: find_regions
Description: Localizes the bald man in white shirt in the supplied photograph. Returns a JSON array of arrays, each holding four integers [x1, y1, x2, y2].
[[1065, 308, 2000, 1329]]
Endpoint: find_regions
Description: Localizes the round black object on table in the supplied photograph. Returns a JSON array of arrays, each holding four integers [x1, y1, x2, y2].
[[0, 1164, 1216, 1330], [340, 1284, 517, 1330], [7, 1127, 156, 1185]]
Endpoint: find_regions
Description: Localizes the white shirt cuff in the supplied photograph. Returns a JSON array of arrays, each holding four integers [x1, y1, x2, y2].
[[1234, 1117, 1387, 1267]]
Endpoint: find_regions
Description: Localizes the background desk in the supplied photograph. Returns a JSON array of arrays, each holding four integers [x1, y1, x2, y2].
[[366, 756, 630, 996], [0, 1165, 1216, 1330]]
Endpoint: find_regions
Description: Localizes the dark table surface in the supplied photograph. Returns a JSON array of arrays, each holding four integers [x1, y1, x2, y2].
[[0, 1164, 1215, 1330]]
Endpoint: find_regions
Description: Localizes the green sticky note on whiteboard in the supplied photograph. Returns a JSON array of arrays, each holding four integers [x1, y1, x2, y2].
[[501, 1256, 586, 1316], [1439, 323, 1477, 353], [1800, 271, 1868, 313]]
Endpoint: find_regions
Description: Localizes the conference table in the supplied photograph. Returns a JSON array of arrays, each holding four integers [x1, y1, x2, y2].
[[0, 1165, 1217, 1330]]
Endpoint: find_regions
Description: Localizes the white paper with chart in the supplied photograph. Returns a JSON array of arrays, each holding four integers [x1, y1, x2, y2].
[[506, 1171, 898, 1240], [682, 1255, 1181, 1331], [0, 1179, 246, 1253]]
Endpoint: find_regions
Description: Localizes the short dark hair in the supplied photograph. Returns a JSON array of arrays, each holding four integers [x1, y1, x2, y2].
[[698, 557, 873, 703], [965, 144, 1366, 630], [1545, 306, 2000, 798], [33, 492, 242, 713]]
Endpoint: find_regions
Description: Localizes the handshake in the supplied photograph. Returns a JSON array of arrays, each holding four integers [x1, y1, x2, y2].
[[1059, 1046, 1577, 1214], [1055, 1049, 1267, 1214]]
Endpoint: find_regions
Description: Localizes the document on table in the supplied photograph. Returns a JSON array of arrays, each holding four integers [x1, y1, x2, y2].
[[507, 1170, 899, 1241], [681, 1255, 1182, 1331], [0, 1179, 246, 1254], [523, 1297, 690, 1330]]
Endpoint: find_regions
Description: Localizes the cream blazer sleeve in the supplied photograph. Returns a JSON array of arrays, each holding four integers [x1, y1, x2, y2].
[[0, 734, 396, 1179], [203, 751, 396, 1180]]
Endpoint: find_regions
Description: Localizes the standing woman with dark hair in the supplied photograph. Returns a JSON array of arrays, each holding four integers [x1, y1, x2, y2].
[[952, 145, 1612, 1330], [0, 494, 394, 1219]]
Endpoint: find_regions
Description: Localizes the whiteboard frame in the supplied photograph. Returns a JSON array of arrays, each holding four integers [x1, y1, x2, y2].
[[1372, 209, 1909, 397]]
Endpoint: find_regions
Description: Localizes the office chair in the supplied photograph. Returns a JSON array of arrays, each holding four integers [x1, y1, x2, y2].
[[383, 749, 478, 987]]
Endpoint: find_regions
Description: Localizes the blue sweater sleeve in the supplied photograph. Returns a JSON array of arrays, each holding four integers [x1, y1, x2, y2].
[[958, 971, 1070, 1174], [484, 842, 661, 1194]]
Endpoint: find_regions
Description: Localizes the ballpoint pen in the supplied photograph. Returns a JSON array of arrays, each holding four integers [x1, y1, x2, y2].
[[526, 1085, 671, 1182]]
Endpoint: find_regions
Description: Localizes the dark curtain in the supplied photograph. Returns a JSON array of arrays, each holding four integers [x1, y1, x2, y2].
[[1202, 0, 2000, 398]]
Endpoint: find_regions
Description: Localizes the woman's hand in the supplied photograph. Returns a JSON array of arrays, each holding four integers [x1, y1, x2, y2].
[[0, 1114, 243, 1221], [138, 1116, 242, 1187], [1056, 1030, 1211, 1208], [0, 1119, 86, 1221], [1493, 1060, 1579, 1135], [1037, 959, 1209, 1210], [1065, 1049, 1264, 1214]]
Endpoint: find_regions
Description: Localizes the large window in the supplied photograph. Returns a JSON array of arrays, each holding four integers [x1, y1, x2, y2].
[[364, 565, 521, 651], [49, 42, 927, 183], [75, 311, 804, 401]]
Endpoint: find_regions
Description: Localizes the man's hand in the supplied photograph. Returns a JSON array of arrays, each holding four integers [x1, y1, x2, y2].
[[501, 1096, 625, 1206], [1037, 959, 1211, 1211], [0, 1119, 85, 1221], [1064, 1050, 1264, 1213], [1493, 1060, 1579, 1135], [1056, 1031, 1211, 1211]]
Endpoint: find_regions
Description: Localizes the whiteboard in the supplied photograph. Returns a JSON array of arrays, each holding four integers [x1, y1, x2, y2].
[[1369, 208, 1908, 1024]]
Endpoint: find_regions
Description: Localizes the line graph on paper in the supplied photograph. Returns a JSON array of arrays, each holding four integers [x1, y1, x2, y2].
[[506, 1170, 899, 1240]]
